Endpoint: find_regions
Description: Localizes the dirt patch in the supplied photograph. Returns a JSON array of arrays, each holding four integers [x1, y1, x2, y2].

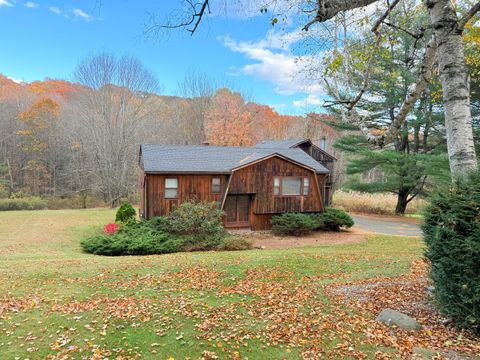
[[229, 228, 366, 249]]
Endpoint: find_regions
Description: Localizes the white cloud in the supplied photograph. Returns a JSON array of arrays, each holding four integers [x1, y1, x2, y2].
[[0, 0, 13, 7], [49, 6, 61, 15], [24, 1, 38, 8], [293, 94, 322, 107], [220, 31, 324, 96], [48, 6, 96, 21], [73, 8, 91, 21], [7, 76, 25, 84]]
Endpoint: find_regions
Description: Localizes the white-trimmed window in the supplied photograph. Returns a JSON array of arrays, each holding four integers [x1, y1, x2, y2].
[[165, 178, 178, 199], [212, 177, 221, 193], [274, 176, 309, 196], [303, 177, 310, 196], [274, 177, 281, 195]]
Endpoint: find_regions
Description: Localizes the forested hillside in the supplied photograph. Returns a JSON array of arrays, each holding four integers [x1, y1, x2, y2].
[[0, 69, 340, 207]]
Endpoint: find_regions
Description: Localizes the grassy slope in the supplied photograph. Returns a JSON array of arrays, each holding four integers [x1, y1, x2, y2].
[[0, 209, 423, 359]]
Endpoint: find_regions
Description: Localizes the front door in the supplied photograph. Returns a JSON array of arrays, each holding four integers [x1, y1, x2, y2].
[[224, 195, 250, 227]]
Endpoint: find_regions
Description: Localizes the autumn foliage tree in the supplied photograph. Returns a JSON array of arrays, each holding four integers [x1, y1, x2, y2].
[[17, 98, 61, 195], [0, 67, 342, 204], [206, 88, 256, 146]]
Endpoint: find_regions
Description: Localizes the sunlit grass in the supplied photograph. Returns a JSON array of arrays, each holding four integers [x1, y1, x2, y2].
[[0, 209, 423, 359]]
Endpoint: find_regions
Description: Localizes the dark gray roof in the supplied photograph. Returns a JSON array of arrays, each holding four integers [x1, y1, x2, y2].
[[253, 139, 308, 149], [254, 139, 337, 161], [140, 144, 329, 174]]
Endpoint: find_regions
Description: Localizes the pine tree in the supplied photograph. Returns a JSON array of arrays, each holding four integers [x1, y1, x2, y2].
[[327, 4, 451, 214], [335, 135, 450, 214]]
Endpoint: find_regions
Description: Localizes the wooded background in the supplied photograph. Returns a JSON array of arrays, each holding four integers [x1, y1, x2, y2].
[[0, 65, 341, 207]]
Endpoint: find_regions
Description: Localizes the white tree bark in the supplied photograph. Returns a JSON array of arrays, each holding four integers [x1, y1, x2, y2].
[[303, 0, 379, 30], [425, 0, 478, 175]]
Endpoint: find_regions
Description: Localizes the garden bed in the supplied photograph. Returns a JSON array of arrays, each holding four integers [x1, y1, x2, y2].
[[229, 228, 366, 249]]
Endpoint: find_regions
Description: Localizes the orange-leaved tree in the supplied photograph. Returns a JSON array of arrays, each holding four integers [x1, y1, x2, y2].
[[206, 88, 256, 147], [17, 97, 61, 195]]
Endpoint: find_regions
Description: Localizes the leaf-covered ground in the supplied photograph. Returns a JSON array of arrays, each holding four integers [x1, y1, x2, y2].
[[0, 209, 478, 359]]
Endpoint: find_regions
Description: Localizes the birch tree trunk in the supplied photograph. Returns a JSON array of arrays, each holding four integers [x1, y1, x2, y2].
[[425, 0, 477, 175]]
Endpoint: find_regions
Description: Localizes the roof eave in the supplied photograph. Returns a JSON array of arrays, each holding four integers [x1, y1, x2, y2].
[[143, 170, 233, 175], [231, 152, 328, 174], [307, 142, 338, 161]]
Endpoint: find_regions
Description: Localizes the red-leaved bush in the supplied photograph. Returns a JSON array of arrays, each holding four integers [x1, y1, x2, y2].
[[103, 223, 119, 235]]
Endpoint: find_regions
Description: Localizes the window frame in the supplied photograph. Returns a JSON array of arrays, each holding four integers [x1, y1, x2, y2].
[[212, 177, 222, 194], [274, 177, 281, 196], [273, 176, 310, 197], [164, 177, 179, 199], [303, 177, 310, 196]]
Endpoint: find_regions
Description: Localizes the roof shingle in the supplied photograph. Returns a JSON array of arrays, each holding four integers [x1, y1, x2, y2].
[[140, 144, 329, 174], [253, 139, 307, 149]]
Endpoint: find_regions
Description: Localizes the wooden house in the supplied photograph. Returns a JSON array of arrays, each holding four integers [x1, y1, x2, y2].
[[139, 140, 334, 230], [253, 139, 336, 205]]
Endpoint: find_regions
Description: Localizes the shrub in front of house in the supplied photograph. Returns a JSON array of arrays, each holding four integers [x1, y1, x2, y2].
[[314, 208, 354, 231], [271, 213, 317, 236], [422, 171, 480, 335], [82, 201, 228, 256], [115, 202, 137, 223], [166, 200, 226, 240], [81, 220, 184, 256], [271, 209, 354, 236]]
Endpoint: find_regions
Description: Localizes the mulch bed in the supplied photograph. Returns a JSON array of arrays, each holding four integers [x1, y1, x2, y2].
[[229, 228, 367, 249]]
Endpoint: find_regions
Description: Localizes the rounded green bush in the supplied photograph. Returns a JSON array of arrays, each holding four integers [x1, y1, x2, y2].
[[81, 220, 184, 256], [314, 208, 354, 231], [271, 213, 317, 236], [82, 201, 228, 256], [422, 171, 480, 334], [115, 202, 136, 223], [166, 200, 225, 240]]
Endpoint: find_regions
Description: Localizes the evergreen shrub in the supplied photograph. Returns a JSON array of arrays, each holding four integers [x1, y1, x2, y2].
[[314, 208, 354, 231], [271, 209, 354, 236], [115, 202, 136, 223], [422, 171, 480, 334], [271, 213, 317, 236]]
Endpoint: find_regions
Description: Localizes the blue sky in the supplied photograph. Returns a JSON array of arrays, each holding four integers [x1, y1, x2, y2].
[[0, 0, 325, 115]]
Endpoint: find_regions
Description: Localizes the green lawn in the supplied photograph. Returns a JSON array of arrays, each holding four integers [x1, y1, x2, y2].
[[0, 209, 424, 359]]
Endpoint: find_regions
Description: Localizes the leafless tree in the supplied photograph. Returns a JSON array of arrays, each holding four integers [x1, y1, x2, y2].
[[72, 52, 160, 206]]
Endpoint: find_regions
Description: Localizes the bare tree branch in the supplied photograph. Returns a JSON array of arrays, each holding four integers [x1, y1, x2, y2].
[[382, 21, 426, 39], [186, 0, 210, 35], [323, 79, 376, 140], [145, 0, 210, 36], [371, 0, 401, 34], [458, 1, 480, 31]]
